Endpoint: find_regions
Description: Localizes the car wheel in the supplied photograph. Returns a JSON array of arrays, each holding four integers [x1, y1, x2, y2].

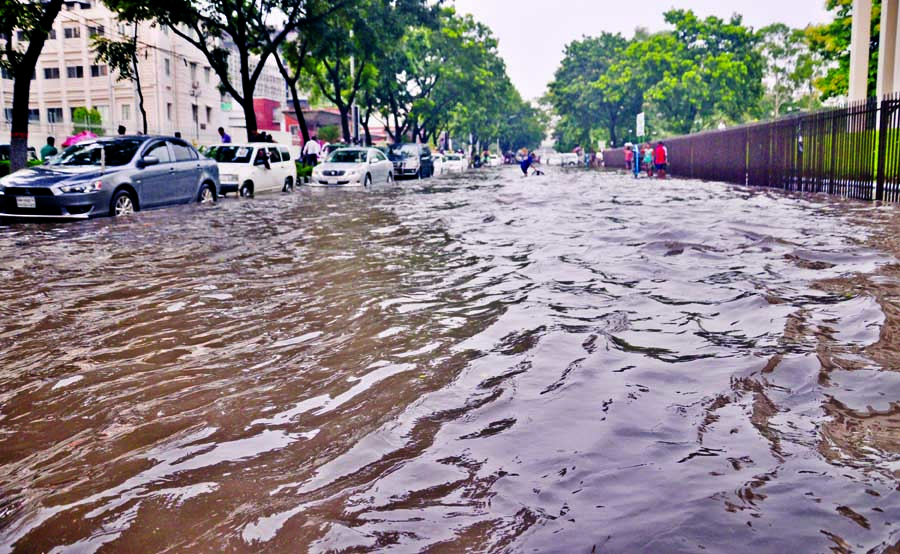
[[240, 182, 253, 198], [387, 172, 394, 184], [364, 174, 372, 188], [111, 190, 135, 217], [415, 168, 421, 180], [198, 184, 216, 204], [283, 176, 294, 192]]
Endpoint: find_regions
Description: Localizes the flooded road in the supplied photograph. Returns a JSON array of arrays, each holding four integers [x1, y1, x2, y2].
[[1, 167, 899, 553]]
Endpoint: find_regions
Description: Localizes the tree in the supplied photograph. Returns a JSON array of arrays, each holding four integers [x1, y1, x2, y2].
[[92, 25, 148, 133], [104, 0, 349, 140], [807, 0, 882, 100], [317, 124, 340, 143], [303, 0, 431, 143], [0, 0, 65, 171], [72, 107, 104, 134], [547, 33, 640, 148], [758, 23, 826, 117], [634, 10, 764, 134]]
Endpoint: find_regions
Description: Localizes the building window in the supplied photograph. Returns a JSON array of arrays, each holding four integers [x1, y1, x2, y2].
[[121, 104, 131, 121], [28, 109, 40, 122], [44, 67, 60, 79], [47, 107, 64, 123], [63, 26, 80, 39], [189, 62, 197, 81], [66, 66, 84, 79], [3, 108, 13, 122], [205, 106, 212, 123], [90, 64, 107, 77], [166, 103, 172, 121], [88, 25, 104, 37], [191, 104, 198, 123], [16, 31, 27, 42], [0, 67, 10, 79], [164, 58, 170, 76], [49, 29, 56, 40], [204, 67, 210, 84]]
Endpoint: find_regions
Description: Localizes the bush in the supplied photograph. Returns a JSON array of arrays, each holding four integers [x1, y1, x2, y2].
[[0, 159, 42, 177], [295, 162, 313, 178]]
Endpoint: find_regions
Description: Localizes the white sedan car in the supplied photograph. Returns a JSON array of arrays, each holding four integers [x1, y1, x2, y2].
[[442, 153, 467, 174], [311, 147, 394, 187]]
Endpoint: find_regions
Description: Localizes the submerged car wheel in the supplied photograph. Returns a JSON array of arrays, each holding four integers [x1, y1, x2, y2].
[[111, 190, 135, 217], [387, 172, 394, 184], [364, 174, 372, 188], [198, 184, 215, 204], [240, 182, 253, 198], [283, 176, 294, 192]]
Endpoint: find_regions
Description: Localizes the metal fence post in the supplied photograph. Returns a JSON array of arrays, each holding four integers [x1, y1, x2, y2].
[[877, 96, 889, 201]]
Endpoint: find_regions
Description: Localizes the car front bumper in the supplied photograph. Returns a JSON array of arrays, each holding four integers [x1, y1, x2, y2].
[[0, 191, 104, 220]]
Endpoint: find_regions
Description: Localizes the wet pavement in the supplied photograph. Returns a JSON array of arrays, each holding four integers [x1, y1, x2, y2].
[[1, 167, 899, 553]]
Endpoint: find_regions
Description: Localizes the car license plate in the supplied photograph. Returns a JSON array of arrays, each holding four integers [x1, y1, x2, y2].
[[16, 196, 36, 208]]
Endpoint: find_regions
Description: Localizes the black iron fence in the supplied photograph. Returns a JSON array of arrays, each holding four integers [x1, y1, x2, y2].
[[601, 94, 900, 202]]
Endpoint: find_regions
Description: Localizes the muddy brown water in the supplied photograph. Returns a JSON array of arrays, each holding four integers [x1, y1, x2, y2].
[[1, 168, 899, 553]]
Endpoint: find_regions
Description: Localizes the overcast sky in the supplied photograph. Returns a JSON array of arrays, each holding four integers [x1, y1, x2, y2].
[[451, 0, 833, 101]]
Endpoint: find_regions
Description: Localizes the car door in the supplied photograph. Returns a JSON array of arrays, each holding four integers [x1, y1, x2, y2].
[[420, 146, 433, 176], [137, 141, 175, 207], [372, 150, 390, 182], [169, 140, 201, 201], [267, 147, 284, 191]]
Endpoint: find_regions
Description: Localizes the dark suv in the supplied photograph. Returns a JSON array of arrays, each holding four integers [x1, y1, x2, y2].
[[387, 143, 434, 179]]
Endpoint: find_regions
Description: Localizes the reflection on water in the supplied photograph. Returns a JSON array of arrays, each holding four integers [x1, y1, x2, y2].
[[1, 169, 899, 553]]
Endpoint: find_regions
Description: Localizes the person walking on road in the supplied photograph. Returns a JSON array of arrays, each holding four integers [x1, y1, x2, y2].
[[302, 135, 322, 166], [218, 127, 232, 144]]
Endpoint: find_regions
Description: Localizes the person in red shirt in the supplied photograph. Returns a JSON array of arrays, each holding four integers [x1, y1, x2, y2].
[[654, 141, 668, 179]]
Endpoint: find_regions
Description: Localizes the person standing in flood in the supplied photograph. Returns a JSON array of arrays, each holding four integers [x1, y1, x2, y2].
[[624, 144, 634, 171], [654, 141, 668, 178], [643, 143, 654, 178]]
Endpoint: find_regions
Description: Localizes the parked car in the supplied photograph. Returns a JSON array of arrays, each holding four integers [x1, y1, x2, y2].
[[547, 152, 579, 166], [0, 145, 39, 162], [206, 143, 296, 197], [432, 153, 445, 175], [0, 136, 218, 220], [387, 143, 434, 179], [310, 147, 394, 187], [442, 153, 466, 174], [487, 155, 502, 167]]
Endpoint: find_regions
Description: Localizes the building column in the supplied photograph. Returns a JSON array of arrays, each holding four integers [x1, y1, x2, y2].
[[893, 0, 900, 95], [849, 0, 873, 101], [877, 0, 899, 98]]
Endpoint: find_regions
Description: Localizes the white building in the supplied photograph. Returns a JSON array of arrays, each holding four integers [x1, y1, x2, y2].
[[0, 0, 285, 147]]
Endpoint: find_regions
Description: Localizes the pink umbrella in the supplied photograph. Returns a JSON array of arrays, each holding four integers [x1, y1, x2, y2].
[[62, 130, 97, 147]]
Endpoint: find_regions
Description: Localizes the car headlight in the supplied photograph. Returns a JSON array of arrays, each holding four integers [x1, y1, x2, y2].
[[312, 167, 322, 176], [59, 180, 103, 194]]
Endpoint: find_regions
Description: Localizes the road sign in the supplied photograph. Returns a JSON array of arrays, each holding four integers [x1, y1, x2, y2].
[[636, 112, 645, 137]]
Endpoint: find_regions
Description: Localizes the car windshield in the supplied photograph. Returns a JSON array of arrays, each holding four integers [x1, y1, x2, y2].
[[49, 139, 143, 167], [328, 149, 367, 163], [388, 144, 418, 159], [208, 146, 253, 164], [447, 155, 461, 161]]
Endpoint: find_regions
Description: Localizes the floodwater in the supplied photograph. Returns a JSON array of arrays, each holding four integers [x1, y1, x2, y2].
[[1, 167, 899, 553]]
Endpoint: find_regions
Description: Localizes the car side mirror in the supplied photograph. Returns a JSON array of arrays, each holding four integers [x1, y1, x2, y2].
[[138, 156, 159, 168]]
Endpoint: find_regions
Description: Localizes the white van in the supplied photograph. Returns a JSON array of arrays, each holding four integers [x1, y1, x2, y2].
[[207, 143, 297, 197]]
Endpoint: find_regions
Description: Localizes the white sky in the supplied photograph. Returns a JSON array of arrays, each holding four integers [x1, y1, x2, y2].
[[451, 0, 833, 101]]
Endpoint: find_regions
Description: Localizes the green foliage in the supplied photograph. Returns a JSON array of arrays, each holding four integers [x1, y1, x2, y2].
[[807, 0, 882, 100], [295, 163, 313, 178], [317, 125, 341, 144], [758, 23, 827, 117], [548, 9, 765, 144], [0, 159, 42, 177], [72, 107, 104, 134]]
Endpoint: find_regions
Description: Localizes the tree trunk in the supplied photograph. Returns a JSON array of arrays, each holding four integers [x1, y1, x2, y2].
[[10, 74, 32, 172], [339, 104, 351, 143], [289, 86, 310, 143], [243, 98, 258, 141], [132, 26, 148, 134], [10, 0, 63, 171]]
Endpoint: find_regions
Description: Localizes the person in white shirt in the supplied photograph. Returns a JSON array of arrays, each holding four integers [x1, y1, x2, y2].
[[302, 135, 322, 166]]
